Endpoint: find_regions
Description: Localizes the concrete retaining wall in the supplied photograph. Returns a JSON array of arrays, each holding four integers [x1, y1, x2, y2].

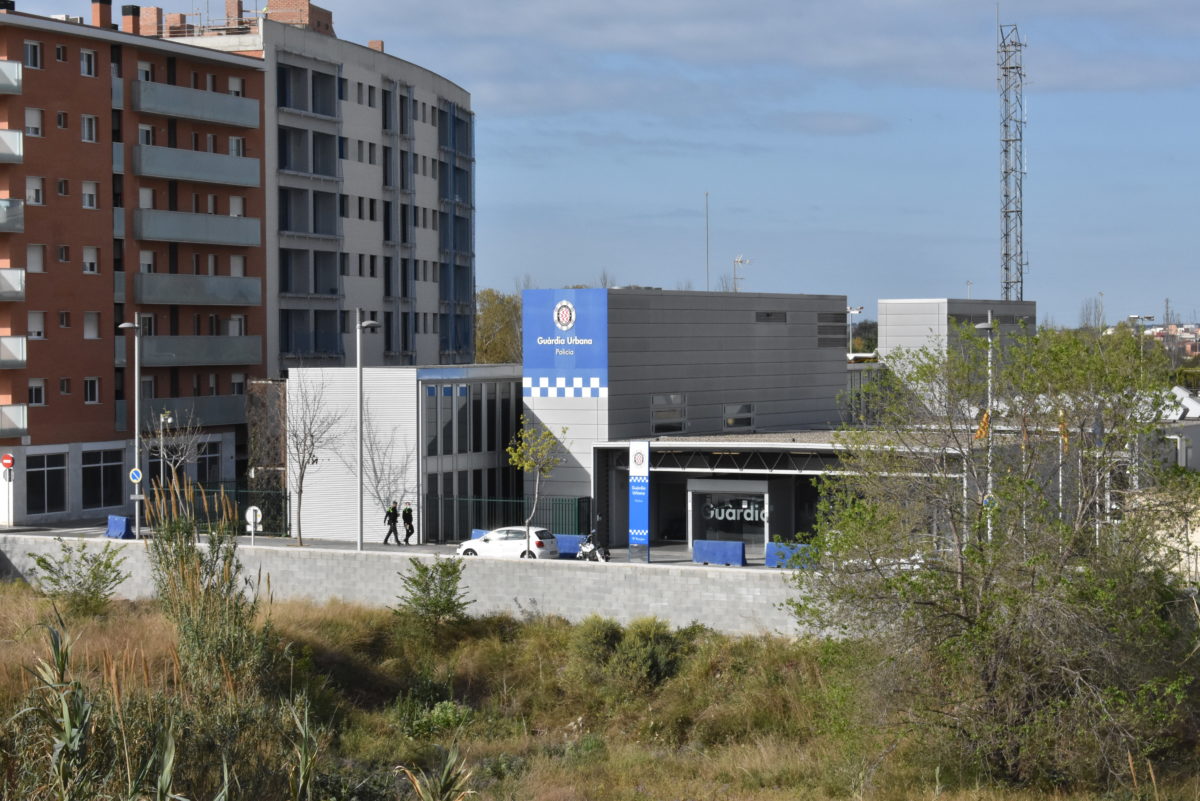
[[0, 535, 803, 636]]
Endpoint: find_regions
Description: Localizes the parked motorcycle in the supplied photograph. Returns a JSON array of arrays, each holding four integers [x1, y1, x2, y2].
[[577, 531, 611, 562]]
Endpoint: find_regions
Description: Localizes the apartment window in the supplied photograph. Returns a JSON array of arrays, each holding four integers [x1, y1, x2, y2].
[[208, 373, 218, 395], [369, 254, 377, 277], [338, 136, 346, 159], [138, 124, 154, 145], [228, 76, 244, 97], [137, 312, 156, 337], [58, 311, 70, 328], [55, 44, 66, 62], [28, 311, 45, 339], [27, 245, 45, 273], [651, 393, 687, 434], [357, 253, 364, 276], [356, 81, 363, 104], [82, 246, 98, 274], [229, 314, 245, 335], [23, 41, 42, 69], [137, 61, 152, 81], [56, 111, 67, 129], [339, 194, 348, 217], [229, 136, 245, 157], [141, 374, 155, 399], [206, 73, 216, 91], [230, 373, 245, 395], [357, 196, 364, 219], [339, 252, 348, 276], [27, 453, 67, 514], [139, 250, 155, 273], [368, 142, 376, 164], [24, 108, 43, 137], [81, 114, 98, 143], [206, 133, 216, 153], [83, 311, 100, 339], [27, 378, 45, 405], [57, 245, 69, 262], [138, 187, 155, 209], [82, 449, 124, 509], [723, 403, 754, 430], [368, 85, 376, 107], [83, 377, 99, 404], [369, 199, 377, 221], [82, 181, 98, 209], [229, 254, 245, 277], [356, 140, 364, 162], [59, 378, 70, 394], [80, 49, 97, 77], [337, 77, 346, 100], [197, 442, 220, 483], [207, 194, 217, 214], [229, 196, 244, 217], [56, 179, 69, 196], [206, 254, 217, 275]]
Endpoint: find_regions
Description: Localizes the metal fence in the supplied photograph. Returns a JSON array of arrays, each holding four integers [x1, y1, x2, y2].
[[423, 495, 591, 544], [190, 483, 290, 537]]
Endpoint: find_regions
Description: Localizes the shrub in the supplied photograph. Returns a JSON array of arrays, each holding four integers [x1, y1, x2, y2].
[[395, 557, 473, 629], [27, 538, 129, 617], [609, 618, 685, 691]]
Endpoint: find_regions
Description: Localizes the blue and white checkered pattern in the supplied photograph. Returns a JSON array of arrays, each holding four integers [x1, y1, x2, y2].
[[523, 375, 607, 398]]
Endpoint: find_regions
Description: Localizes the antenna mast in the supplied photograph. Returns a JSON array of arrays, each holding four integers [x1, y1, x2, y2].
[[998, 22, 1026, 301]]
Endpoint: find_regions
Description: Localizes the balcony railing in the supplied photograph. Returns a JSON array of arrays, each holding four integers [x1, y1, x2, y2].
[[0, 199, 23, 233], [0, 130, 22, 164], [0, 268, 25, 301], [145, 394, 246, 427], [133, 145, 260, 187], [130, 80, 259, 128], [134, 209, 260, 247], [0, 61, 21, 95], [135, 273, 261, 306], [0, 403, 27, 438], [141, 335, 261, 367], [0, 335, 26, 368]]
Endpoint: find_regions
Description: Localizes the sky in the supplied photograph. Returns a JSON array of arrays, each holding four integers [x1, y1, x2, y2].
[[23, 0, 1200, 325]]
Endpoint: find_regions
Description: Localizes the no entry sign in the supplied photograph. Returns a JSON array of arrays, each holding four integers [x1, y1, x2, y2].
[[0, 453, 13, 469]]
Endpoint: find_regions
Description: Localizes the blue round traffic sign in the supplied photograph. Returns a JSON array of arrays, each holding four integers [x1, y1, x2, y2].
[[129, 468, 143, 484]]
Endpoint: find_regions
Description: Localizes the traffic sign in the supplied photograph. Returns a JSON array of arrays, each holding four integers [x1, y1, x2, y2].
[[129, 467, 143, 484], [0, 453, 13, 469], [245, 506, 263, 526]]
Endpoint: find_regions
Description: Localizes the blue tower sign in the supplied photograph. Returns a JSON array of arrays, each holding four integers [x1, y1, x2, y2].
[[522, 288, 608, 399]]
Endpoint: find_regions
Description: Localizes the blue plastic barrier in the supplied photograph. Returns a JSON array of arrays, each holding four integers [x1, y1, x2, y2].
[[766, 542, 815, 568], [692, 540, 746, 566], [555, 533, 585, 558], [105, 515, 134, 539]]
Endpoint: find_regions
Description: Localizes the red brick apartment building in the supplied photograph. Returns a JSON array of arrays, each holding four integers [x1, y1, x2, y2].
[[0, 0, 265, 524]]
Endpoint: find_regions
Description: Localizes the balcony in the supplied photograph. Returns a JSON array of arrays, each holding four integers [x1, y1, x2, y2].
[[0, 61, 21, 95], [0, 199, 23, 233], [134, 209, 260, 247], [113, 207, 125, 238], [0, 268, 25, 301], [135, 273, 261, 306], [0, 130, 22, 164], [0, 403, 27, 438], [133, 145, 260, 187], [141, 335, 261, 367], [145, 394, 246, 427], [131, 80, 259, 128], [0, 335, 26, 368]]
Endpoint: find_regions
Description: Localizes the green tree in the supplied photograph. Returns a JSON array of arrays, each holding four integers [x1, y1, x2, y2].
[[851, 318, 877, 352], [791, 323, 1199, 786], [475, 288, 522, 364], [506, 414, 567, 556]]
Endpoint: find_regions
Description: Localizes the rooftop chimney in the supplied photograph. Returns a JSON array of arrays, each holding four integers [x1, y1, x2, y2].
[[120, 4, 138, 32], [368, 40, 384, 52], [224, 0, 242, 24], [92, 0, 112, 28], [139, 5, 161, 36]]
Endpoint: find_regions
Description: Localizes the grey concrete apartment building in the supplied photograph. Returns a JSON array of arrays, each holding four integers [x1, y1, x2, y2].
[[171, 0, 474, 375]]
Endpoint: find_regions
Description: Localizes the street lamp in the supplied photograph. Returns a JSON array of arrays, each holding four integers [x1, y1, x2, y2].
[[356, 308, 381, 552], [1127, 314, 1155, 491], [118, 321, 141, 539], [975, 311, 995, 542]]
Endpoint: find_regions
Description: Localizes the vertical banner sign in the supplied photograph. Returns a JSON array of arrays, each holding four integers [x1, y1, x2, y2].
[[629, 441, 650, 555]]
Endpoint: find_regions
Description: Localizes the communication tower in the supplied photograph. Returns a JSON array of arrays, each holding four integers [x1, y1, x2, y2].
[[998, 23, 1026, 301]]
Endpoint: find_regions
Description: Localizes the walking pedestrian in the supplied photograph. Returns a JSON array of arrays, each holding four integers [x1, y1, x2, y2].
[[402, 503, 415, 545], [384, 501, 401, 545]]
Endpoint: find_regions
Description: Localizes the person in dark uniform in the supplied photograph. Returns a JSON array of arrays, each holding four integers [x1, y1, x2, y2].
[[402, 503, 415, 545], [384, 502, 401, 545]]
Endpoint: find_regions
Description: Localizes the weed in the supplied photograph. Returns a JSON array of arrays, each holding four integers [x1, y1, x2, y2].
[[27, 538, 129, 618], [395, 556, 473, 630]]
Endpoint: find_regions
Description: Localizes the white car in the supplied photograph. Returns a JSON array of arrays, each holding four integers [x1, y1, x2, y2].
[[457, 526, 560, 559]]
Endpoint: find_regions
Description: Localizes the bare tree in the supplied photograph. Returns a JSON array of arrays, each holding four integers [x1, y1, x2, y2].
[[596, 269, 618, 288], [143, 408, 206, 489], [335, 402, 416, 524], [1079, 292, 1106, 330], [715, 273, 735, 293], [286, 371, 345, 546]]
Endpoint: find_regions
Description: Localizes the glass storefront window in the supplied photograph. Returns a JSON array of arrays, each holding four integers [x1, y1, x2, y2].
[[693, 492, 767, 543]]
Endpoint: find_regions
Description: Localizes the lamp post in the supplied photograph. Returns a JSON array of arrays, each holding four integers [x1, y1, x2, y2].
[[356, 308, 381, 552], [158, 410, 173, 488], [975, 311, 995, 542], [1127, 314, 1155, 491], [846, 305, 864, 356], [118, 321, 141, 539]]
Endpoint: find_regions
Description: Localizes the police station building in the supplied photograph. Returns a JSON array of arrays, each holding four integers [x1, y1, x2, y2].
[[521, 287, 852, 550]]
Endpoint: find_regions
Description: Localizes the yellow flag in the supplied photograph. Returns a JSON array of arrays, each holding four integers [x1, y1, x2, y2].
[[974, 410, 990, 441]]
